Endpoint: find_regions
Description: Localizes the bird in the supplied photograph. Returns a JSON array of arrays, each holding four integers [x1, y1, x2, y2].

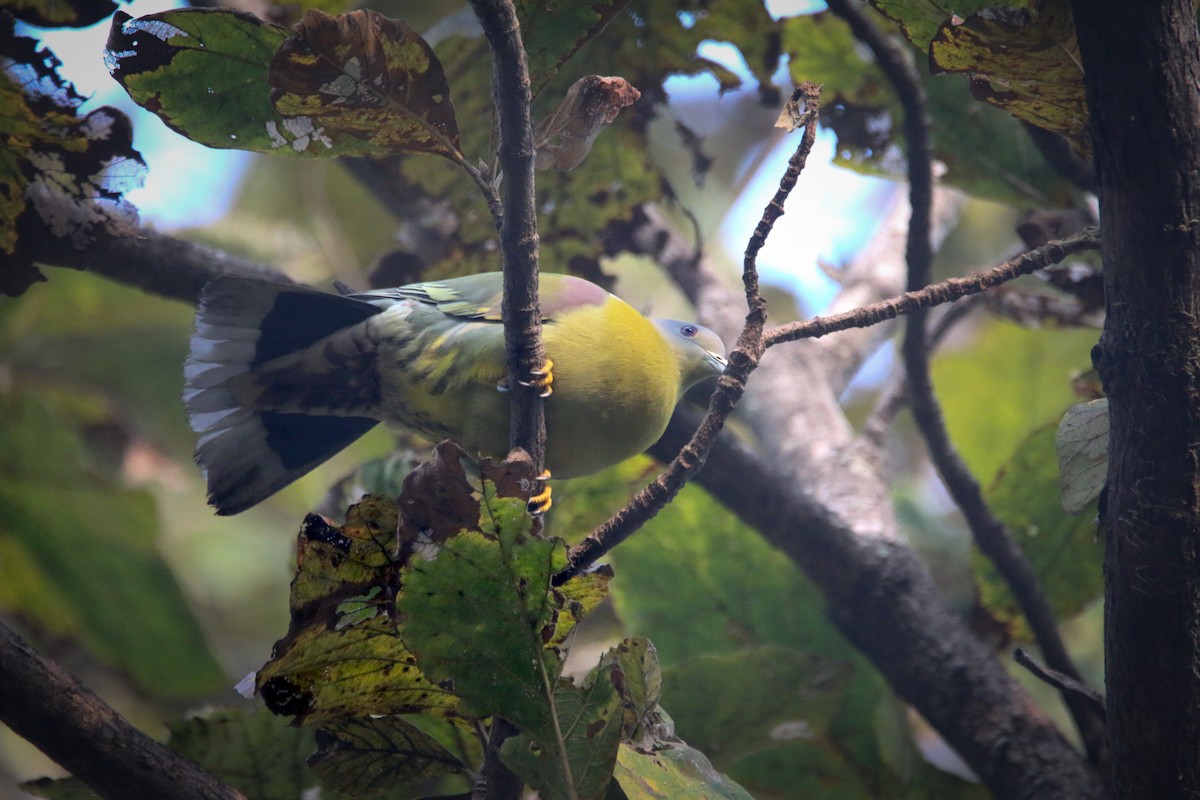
[[184, 271, 727, 515]]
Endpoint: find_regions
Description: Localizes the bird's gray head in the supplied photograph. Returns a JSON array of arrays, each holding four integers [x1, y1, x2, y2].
[[654, 319, 727, 388]]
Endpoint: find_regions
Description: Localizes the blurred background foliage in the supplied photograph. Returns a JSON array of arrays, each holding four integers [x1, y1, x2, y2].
[[1, 0, 1103, 797]]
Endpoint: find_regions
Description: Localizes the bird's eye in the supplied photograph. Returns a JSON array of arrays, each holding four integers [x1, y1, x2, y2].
[[680, 324, 698, 338]]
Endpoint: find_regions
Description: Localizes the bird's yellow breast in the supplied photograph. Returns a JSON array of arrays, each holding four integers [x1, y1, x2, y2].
[[540, 300, 681, 477]]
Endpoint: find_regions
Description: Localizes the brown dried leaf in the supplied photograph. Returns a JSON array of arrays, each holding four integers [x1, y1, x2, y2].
[[269, 9, 460, 158], [535, 75, 640, 171]]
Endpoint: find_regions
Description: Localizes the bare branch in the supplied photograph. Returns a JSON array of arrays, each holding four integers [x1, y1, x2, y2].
[[763, 229, 1100, 347], [554, 83, 822, 584], [0, 621, 242, 800]]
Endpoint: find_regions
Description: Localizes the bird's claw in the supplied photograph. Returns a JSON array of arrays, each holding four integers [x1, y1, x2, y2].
[[518, 358, 554, 398], [528, 470, 553, 515]]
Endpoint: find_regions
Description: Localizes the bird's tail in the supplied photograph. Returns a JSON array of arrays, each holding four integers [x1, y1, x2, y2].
[[184, 277, 381, 515]]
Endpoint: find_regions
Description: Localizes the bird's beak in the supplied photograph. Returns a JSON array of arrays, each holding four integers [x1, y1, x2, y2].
[[707, 350, 728, 372]]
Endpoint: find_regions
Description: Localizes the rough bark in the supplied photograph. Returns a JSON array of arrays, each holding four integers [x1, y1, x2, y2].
[[0, 621, 242, 800], [1072, 1, 1200, 797]]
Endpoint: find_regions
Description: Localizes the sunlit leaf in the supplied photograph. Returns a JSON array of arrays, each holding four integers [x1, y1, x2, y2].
[[105, 8, 379, 157], [613, 743, 755, 800], [270, 10, 461, 159], [977, 422, 1104, 638], [930, 2, 1087, 154], [1, 19, 144, 295], [308, 716, 465, 795], [396, 453, 565, 741], [1056, 398, 1108, 515], [783, 10, 1079, 206], [866, 0, 996, 48]]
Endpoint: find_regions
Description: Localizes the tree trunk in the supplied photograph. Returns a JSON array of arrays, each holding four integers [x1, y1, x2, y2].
[[1072, 2, 1200, 796]]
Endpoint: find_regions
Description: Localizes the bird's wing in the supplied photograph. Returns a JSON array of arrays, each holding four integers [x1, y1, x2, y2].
[[348, 272, 611, 323]]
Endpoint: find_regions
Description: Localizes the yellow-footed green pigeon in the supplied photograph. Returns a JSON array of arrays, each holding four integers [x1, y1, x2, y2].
[[184, 272, 727, 514]]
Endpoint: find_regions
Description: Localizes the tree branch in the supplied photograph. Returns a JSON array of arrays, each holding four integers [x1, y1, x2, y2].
[[1073, 1, 1200, 795], [470, 0, 546, 472], [555, 83, 822, 584], [825, 0, 1107, 769], [0, 620, 242, 800], [35, 224, 292, 303], [762, 229, 1099, 347]]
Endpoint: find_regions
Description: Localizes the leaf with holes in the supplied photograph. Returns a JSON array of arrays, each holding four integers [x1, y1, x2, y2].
[[269, 9, 460, 159], [105, 8, 381, 156]]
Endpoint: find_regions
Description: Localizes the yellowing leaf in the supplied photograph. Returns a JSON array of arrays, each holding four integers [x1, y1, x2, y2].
[[269, 9, 460, 158], [929, 3, 1088, 154]]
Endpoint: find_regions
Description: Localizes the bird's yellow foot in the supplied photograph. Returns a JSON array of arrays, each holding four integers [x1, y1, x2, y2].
[[519, 358, 554, 398], [528, 469, 553, 515]]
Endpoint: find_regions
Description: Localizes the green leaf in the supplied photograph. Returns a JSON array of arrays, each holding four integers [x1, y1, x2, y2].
[[498, 638, 660, 800], [1055, 398, 1108, 515], [106, 10, 286, 152], [166, 708, 317, 800], [269, 10, 461, 159], [308, 716, 465, 796], [866, 0, 996, 48], [613, 743, 756, 800], [501, 664, 625, 800], [0, 389, 226, 697], [931, 320, 1096, 481], [105, 7, 436, 158], [783, 10, 1079, 207], [396, 479, 564, 740], [660, 647, 848, 768], [589, 466, 851, 663], [516, 0, 631, 90], [978, 422, 1104, 637], [929, 2, 1087, 153]]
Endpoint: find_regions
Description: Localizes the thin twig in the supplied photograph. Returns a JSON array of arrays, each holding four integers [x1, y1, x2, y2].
[[763, 229, 1099, 348], [824, 0, 1107, 768], [1014, 647, 1106, 719], [554, 83, 823, 586]]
